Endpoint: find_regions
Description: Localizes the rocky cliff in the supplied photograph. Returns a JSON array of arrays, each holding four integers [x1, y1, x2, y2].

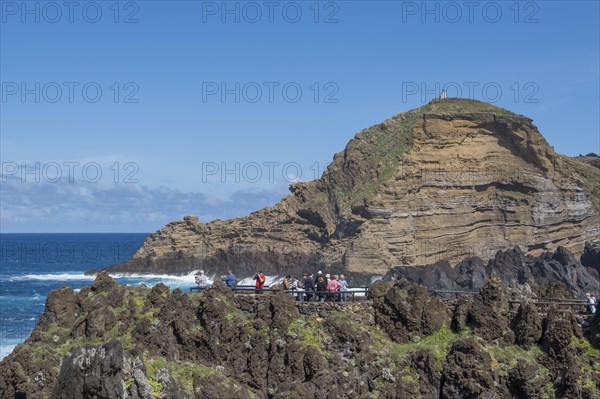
[[1, 273, 599, 398], [385, 245, 600, 298], [103, 99, 600, 280]]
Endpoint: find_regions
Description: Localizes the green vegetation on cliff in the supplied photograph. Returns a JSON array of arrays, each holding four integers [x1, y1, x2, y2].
[[1, 273, 598, 399], [300, 98, 529, 221]]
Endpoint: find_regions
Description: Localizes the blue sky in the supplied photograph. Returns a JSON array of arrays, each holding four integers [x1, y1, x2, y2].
[[1, 0, 599, 233]]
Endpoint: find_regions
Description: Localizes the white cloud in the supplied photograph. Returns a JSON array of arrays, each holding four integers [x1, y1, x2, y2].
[[0, 176, 288, 232]]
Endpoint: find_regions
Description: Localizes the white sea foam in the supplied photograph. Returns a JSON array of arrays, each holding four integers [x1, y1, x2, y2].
[[8, 271, 290, 288], [0, 338, 24, 362], [110, 270, 203, 282], [7, 270, 204, 285], [0, 345, 17, 361], [9, 273, 96, 282], [110, 270, 217, 289]]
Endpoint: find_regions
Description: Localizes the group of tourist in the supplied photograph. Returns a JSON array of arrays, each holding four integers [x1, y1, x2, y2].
[[194, 269, 351, 302], [279, 271, 350, 303]]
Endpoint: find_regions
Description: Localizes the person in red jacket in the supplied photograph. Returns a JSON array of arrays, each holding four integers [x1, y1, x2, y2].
[[253, 271, 266, 292]]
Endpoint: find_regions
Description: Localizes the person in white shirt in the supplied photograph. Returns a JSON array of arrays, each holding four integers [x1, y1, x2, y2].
[[195, 270, 209, 291], [586, 292, 596, 315]]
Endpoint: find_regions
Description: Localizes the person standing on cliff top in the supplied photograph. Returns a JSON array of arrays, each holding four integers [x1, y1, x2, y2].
[[195, 270, 209, 291], [441, 89, 447, 99], [221, 270, 236, 289]]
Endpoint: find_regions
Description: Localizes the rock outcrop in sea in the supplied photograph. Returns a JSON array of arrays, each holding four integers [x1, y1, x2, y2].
[[102, 99, 600, 282], [1, 272, 598, 398]]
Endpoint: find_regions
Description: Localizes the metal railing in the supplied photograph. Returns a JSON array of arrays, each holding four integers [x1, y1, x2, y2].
[[428, 290, 478, 299], [189, 285, 596, 315], [508, 299, 591, 314], [190, 284, 370, 301]]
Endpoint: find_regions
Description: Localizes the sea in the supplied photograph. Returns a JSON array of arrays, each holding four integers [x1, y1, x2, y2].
[[0, 233, 351, 361], [0, 233, 215, 361]]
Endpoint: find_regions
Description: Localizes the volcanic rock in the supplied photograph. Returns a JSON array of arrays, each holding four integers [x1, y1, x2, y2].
[[2, 276, 600, 398]]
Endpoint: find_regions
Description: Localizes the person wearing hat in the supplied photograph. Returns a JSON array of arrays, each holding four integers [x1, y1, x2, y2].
[[195, 270, 209, 291], [316, 273, 327, 302]]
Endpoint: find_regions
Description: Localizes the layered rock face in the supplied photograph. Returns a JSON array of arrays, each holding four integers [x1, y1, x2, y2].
[[104, 99, 599, 279], [2, 274, 599, 398]]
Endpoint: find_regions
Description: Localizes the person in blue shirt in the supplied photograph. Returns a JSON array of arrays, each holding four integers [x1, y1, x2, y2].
[[221, 270, 236, 289]]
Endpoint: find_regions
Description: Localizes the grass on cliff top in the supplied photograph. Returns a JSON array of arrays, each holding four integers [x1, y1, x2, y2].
[[331, 107, 423, 212], [422, 98, 518, 116], [326, 99, 519, 213]]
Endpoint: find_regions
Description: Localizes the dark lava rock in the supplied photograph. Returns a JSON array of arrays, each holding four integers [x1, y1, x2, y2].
[[385, 246, 600, 298], [267, 292, 300, 332], [581, 242, 600, 271], [538, 281, 572, 299], [373, 280, 450, 343], [3, 269, 598, 399], [553, 246, 579, 267], [511, 301, 543, 349], [507, 359, 550, 399], [37, 286, 80, 331], [541, 309, 580, 369], [440, 338, 502, 399], [323, 315, 371, 354], [587, 310, 600, 349], [450, 296, 473, 333], [148, 283, 170, 306], [399, 349, 442, 398], [465, 281, 514, 343], [554, 366, 587, 399], [49, 339, 174, 399], [454, 257, 489, 290], [367, 280, 393, 301], [91, 271, 118, 292]]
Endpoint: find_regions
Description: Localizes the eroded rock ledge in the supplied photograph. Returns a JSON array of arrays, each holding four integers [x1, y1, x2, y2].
[[1, 272, 599, 399]]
